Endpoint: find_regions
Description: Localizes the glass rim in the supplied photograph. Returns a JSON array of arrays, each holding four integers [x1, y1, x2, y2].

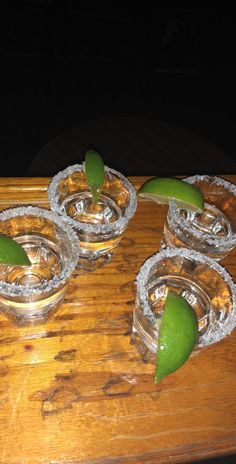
[[136, 247, 236, 346], [168, 175, 236, 247], [48, 163, 137, 234], [0, 205, 80, 297]]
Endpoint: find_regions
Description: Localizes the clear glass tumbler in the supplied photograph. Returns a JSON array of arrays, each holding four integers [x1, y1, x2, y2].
[[132, 248, 236, 363], [0, 206, 79, 325], [162, 175, 236, 260], [48, 164, 137, 271]]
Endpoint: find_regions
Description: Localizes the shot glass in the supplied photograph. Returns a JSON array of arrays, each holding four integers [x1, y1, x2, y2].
[[161, 175, 236, 261], [48, 164, 137, 271], [132, 248, 236, 363], [0, 206, 79, 325]]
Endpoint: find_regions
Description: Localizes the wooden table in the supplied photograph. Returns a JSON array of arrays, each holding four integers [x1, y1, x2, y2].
[[0, 175, 236, 464]]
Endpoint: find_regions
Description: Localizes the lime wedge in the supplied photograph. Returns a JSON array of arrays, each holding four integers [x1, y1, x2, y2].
[[155, 291, 198, 383], [0, 235, 31, 266], [138, 177, 204, 212], [85, 149, 105, 204]]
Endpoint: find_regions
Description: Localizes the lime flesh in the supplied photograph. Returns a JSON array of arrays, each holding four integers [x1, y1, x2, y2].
[[138, 177, 204, 212], [155, 291, 198, 383], [85, 149, 105, 204], [0, 235, 31, 266]]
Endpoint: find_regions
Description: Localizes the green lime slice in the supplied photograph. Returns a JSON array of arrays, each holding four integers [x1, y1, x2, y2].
[[155, 291, 198, 383], [85, 149, 105, 204], [0, 235, 31, 266], [138, 177, 204, 212]]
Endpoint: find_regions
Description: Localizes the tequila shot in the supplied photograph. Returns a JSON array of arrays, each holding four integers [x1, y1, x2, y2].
[[132, 248, 236, 363], [48, 164, 137, 271], [162, 175, 236, 260], [0, 206, 79, 325]]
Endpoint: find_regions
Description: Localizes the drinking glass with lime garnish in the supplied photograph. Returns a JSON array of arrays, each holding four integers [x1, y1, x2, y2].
[[132, 248, 236, 382], [0, 206, 79, 325], [48, 151, 137, 271], [138, 175, 236, 261]]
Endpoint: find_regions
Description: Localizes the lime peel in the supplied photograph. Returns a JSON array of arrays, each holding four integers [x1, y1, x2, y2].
[[155, 291, 198, 383], [0, 235, 31, 266], [85, 149, 105, 204], [138, 177, 204, 212]]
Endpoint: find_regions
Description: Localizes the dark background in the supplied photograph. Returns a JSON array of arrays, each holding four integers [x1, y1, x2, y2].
[[1, 1, 236, 176]]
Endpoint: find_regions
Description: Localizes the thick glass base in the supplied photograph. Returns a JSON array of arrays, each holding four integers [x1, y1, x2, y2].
[[77, 251, 113, 271], [0, 287, 66, 326], [162, 220, 229, 261]]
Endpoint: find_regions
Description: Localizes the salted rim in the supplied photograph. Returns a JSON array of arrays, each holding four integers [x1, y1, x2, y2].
[[48, 164, 137, 234], [0, 206, 80, 297], [136, 247, 236, 347], [168, 175, 236, 247]]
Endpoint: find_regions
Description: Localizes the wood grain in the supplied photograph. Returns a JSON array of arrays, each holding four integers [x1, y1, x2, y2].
[[0, 175, 236, 464]]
